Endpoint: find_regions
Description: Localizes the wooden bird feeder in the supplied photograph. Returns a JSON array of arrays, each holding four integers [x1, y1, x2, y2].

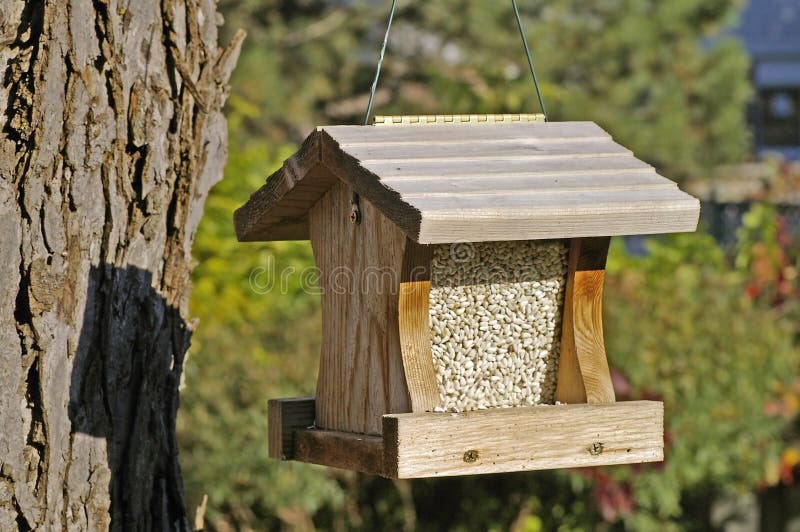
[[234, 114, 700, 478]]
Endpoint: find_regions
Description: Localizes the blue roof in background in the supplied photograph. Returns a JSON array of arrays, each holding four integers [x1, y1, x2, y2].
[[736, 0, 800, 57]]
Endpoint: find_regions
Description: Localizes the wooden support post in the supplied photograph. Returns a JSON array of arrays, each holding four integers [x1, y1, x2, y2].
[[398, 240, 439, 413], [556, 237, 616, 404], [295, 430, 385, 475], [309, 181, 412, 435]]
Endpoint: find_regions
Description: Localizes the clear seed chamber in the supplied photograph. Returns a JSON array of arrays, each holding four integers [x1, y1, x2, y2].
[[429, 240, 569, 411]]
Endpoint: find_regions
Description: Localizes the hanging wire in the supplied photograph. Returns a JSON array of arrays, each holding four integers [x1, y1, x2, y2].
[[355, 0, 398, 221], [364, 0, 398, 125], [511, 0, 547, 120], [363, 0, 547, 123], [356, 0, 548, 221]]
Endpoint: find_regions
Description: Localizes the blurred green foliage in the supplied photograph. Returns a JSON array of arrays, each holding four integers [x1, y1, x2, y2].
[[177, 0, 800, 530], [218, 0, 751, 181], [604, 231, 798, 529]]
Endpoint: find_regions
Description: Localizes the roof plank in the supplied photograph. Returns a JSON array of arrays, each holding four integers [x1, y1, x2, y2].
[[383, 171, 670, 197], [324, 121, 609, 144], [361, 155, 653, 179], [346, 140, 630, 164], [412, 187, 695, 212]]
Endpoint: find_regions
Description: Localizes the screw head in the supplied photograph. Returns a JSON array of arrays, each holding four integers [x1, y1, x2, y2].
[[588, 442, 604, 456], [463, 449, 479, 463], [349, 205, 361, 224]]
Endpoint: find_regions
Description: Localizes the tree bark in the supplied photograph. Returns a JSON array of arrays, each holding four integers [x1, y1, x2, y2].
[[0, 1, 242, 529]]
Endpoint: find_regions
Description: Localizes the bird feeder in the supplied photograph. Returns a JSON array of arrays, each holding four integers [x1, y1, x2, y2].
[[234, 114, 700, 478]]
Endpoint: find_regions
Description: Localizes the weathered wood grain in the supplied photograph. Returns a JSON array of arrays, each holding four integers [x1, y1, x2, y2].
[[271, 398, 663, 478], [270, 398, 664, 478], [234, 122, 700, 244], [386, 172, 672, 196], [344, 140, 631, 163], [398, 241, 439, 413], [360, 155, 653, 179], [556, 238, 615, 404], [572, 237, 615, 403], [295, 429, 385, 475], [309, 181, 412, 435], [556, 239, 587, 404], [339, 121, 604, 144], [415, 192, 698, 244], [383, 401, 663, 478], [268, 397, 316, 460], [0, 2, 242, 529]]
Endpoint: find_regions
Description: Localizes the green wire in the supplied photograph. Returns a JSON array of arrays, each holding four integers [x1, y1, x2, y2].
[[511, 0, 547, 120], [364, 0, 398, 125], [364, 0, 548, 122]]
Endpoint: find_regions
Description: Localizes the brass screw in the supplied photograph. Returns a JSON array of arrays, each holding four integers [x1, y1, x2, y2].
[[588, 442, 604, 456], [463, 449, 479, 463], [349, 204, 361, 224]]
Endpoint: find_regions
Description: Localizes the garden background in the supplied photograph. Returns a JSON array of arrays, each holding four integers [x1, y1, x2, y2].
[[176, 1, 800, 529]]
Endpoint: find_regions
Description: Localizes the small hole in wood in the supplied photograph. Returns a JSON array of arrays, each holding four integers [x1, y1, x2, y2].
[[463, 449, 479, 463]]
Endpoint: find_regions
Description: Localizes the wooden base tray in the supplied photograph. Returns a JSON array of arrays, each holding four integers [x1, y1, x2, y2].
[[269, 397, 664, 478]]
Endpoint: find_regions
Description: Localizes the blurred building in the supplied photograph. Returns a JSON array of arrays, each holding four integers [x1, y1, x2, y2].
[[737, 0, 800, 160]]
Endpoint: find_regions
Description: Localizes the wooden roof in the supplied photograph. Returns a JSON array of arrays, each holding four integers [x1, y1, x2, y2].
[[234, 121, 700, 243]]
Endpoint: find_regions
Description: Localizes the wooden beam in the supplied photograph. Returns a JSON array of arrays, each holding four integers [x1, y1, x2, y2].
[[268, 397, 315, 460], [556, 237, 615, 404], [295, 429, 385, 475], [398, 240, 439, 413], [383, 401, 663, 478], [272, 398, 663, 478]]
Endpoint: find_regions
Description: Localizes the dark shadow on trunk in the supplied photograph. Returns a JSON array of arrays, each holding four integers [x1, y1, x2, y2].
[[68, 264, 190, 531]]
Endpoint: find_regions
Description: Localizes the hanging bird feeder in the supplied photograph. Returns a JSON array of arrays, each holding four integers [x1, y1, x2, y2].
[[234, 113, 699, 477], [233, 2, 700, 478]]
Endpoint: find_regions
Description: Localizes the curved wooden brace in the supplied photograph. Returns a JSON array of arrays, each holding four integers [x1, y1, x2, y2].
[[397, 240, 440, 412], [556, 237, 616, 404]]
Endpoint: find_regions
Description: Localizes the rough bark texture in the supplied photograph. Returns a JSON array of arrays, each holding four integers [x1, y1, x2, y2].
[[0, 1, 242, 529]]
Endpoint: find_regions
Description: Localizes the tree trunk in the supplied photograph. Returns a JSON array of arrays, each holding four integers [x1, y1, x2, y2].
[[0, 1, 242, 529]]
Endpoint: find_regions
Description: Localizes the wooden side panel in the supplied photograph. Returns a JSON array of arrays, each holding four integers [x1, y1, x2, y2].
[[556, 237, 615, 404], [268, 397, 315, 460], [309, 181, 411, 435], [383, 401, 663, 478], [398, 241, 439, 412], [295, 429, 385, 475]]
